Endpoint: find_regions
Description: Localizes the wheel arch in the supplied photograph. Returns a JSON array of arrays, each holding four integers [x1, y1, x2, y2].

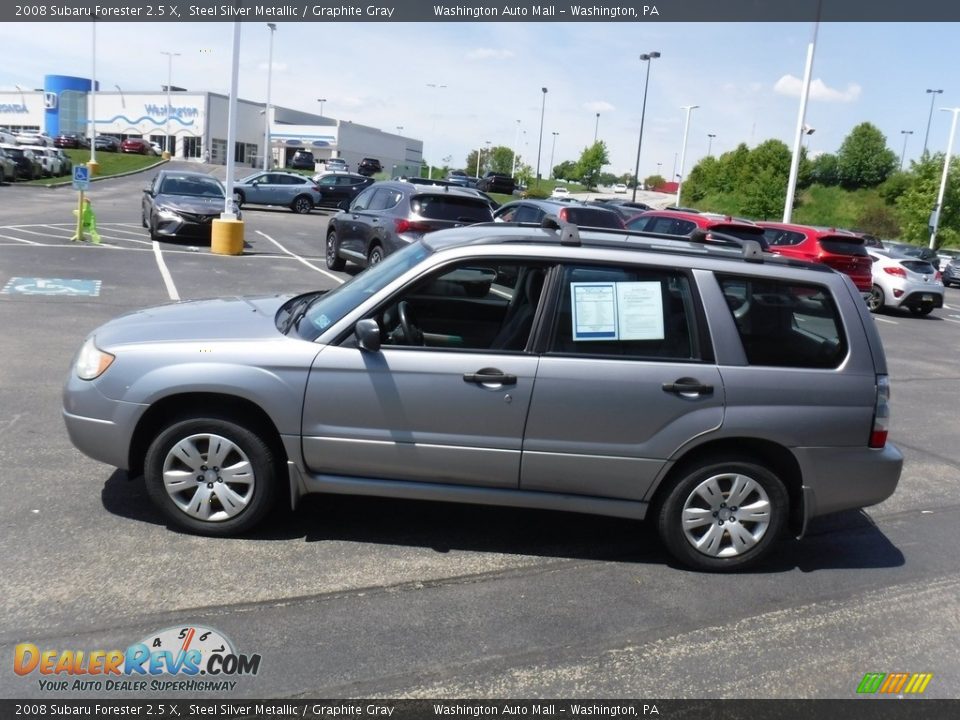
[[648, 437, 804, 536], [128, 392, 288, 481]]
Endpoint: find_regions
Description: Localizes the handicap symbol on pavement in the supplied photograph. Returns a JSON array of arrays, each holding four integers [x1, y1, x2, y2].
[[1, 277, 101, 297]]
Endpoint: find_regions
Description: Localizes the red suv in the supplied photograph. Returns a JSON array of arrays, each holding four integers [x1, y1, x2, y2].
[[625, 209, 769, 249], [120, 138, 150, 154], [758, 222, 873, 294]]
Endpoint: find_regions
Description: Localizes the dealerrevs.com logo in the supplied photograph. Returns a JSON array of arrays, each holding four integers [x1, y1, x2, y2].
[[14, 625, 261, 692]]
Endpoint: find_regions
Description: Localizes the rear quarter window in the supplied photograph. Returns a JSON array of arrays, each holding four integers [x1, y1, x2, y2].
[[563, 208, 625, 229], [717, 275, 847, 369], [412, 196, 493, 222]]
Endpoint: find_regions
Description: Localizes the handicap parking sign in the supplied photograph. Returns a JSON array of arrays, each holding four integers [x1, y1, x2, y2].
[[72, 166, 90, 191]]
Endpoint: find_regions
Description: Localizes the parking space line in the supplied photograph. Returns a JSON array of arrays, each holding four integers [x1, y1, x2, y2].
[[255, 230, 345, 284], [874, 317, 898, 324], [0, 233, 40, 245], [152, 241, 180, 301]]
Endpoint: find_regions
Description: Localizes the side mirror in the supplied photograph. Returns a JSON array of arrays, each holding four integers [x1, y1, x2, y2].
[[355, 318, 381, 353], [143, 187, 152, 195]]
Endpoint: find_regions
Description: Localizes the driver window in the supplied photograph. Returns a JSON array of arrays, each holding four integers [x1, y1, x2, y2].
[[373, 260, 550, 352]]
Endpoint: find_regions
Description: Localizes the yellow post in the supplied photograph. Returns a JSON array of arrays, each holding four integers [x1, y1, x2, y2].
[[211, 217, 245, 255], [86, 160, 99, 176], [70, 189, 85, 242]]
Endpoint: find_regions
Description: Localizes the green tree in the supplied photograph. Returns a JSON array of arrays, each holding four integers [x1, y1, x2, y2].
[[644, 174, 667, 190], [553, 160, 578, 181], [740, 167, 786, 220], [836, 122, 897, 189], [810, 153, 840, 186], [895, 153, 960, 247], [575, 141, 610, 189]]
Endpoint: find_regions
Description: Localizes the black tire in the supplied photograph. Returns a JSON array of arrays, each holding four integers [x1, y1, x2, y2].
[[655, 456, 788, 572], [909, 305, 934, 316], [326, 229, 346, 271], [233, 191, 245, 209], [291, 195, 313, 214], [867, 285, 884, 313], [141, 207, 149, 229], [367, 244, 384, 267], [148, 216, 160, 242], [144, 416, 278, 536]]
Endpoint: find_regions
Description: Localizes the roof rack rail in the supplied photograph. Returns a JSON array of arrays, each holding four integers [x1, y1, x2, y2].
[[689, 228, 765, 262], [541, 214, 581, 246]]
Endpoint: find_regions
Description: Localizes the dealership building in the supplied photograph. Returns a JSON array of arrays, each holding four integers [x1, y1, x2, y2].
[[0, 75, 424, 175]]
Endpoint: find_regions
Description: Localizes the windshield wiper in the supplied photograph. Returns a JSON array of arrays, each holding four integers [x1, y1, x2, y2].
[[279, 292, 323, 334]]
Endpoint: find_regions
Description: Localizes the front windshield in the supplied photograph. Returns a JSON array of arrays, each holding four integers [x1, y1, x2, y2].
[[295, 241, 433, 341], [161, 176, 225, 197]]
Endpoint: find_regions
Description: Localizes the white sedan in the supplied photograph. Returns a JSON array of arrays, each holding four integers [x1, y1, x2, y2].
[[550, 186, 570, 198], [866, 248, 944, 316]]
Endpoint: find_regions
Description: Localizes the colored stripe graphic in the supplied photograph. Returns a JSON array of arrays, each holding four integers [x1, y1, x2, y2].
[[857, 672, 933, 694]]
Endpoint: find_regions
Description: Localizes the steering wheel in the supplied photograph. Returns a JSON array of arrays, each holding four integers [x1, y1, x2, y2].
[[397, 301, 424, 345]]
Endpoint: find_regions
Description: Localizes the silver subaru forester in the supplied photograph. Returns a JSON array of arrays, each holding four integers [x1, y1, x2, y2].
[[63, 220, 902, 571]]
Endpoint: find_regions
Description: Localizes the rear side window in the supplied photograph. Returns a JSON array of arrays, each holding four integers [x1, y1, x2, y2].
[[549, 265, 698, 361], [367, 188, 402, 211], [819, 235, 868, 257], [412, 196, 493, 223], [763, 229, 806, 246], [561, 208, 625, 229], [717, 275, 847, 369]]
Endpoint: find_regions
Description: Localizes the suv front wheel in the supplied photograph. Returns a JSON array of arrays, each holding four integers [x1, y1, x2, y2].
[[656, 457, 788, 572], [326, 229, 346, 271]]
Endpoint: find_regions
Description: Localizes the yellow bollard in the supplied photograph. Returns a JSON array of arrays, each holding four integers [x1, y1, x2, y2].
[[86, 160, 99, 177], [211, 216, 245, 255]]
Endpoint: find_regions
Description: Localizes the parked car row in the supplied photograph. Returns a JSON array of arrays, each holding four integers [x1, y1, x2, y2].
[[0, 143, 73, 181]]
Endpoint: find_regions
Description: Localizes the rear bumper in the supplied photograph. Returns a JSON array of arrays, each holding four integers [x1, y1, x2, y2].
[[796, 443, 903, 525]]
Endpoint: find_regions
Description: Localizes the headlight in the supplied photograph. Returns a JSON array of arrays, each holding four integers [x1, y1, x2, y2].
[[157, 206, 181, 221], [75, 337, 115, 380]]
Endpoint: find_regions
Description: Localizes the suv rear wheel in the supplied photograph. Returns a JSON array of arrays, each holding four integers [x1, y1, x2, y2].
[[367, 244, 384, 266], [291, 195, 313, 214], [867, 285, 884, 313], [656, 457, 788, 572]]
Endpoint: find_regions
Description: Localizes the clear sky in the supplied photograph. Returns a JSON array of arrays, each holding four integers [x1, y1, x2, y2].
[[1, 20, 958, 178]]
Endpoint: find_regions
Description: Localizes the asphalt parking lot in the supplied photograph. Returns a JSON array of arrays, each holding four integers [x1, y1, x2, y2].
[[2, 164, 960, 699]]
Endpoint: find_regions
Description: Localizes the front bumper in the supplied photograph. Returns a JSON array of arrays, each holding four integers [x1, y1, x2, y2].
[[62, 371, 149, 470]]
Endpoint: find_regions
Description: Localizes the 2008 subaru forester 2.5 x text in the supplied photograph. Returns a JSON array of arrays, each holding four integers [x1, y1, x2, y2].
[[63, 219, 902, 571]]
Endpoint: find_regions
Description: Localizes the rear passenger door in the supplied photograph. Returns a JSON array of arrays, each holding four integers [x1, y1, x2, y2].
[[520, 262, 724, 502]]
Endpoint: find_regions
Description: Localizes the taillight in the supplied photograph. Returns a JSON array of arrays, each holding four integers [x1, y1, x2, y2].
[[558, 208, 569, 221], [394, 219, 432, 234], [869, 375, 890, 448], [935, 271, 943, 282], [883, 267, 906, 278]]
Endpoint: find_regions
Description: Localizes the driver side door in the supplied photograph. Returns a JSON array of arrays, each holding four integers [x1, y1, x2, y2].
[[301, 258, 551, 489]]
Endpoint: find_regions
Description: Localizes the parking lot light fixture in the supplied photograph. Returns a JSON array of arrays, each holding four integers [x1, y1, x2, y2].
[[924, 89, 944, 156], [512, 119, 521, 177], [783, 3, 821, 223], [161, 50, 181, 159], [929, 107, 960, 250], [317, 98, 326, 117], [707, 133, 716, 156], [900, 130, 914, 171], [263, 23, 276, 171], [675, 105, 699, 206], [550, 132, 559, 179], [89, 21, 97, 172], [425, 84, 447, 179], [536, 87, 547, 189], [631, 52, 660, 202], [594, 112, 600, 144]]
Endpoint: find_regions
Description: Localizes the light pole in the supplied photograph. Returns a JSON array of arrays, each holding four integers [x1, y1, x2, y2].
[[114, 84, 125, 108], [594, 112, 600, 144], [631, 52, 660, 202], [707, 133, 716, 157], [929, 107, 960, 250], [675, 104, 699, 207], [161, 50, 181, 159], [549, 132, 559, 178], [425, 83, 446, 179], [900, 130, 914, 171], [535, 87, 548, 189], [263, 23, 276, 171], [923, 89, 944, 156], [511, 119, 521, 177], [88, 19, 98, 172], [317, 98, 326, 117]]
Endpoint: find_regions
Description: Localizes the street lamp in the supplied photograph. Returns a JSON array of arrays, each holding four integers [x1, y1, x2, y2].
[[923, 89, 944, 156], [675, 104, 699, 207], [535, 87, 548, 189], [160, 50, 181, 158], [631, 52, 660, 202], [707, 133, 717, 156], [425, 83, 447, 179], [929, 107, 960, 250], [594, 112, 600, 144], [317, 97, 326, 117], [549, 132, 559, 178], [900, 130, 914, 171], [511, 119, 521, 177], [89, 18, 98, 172], [263, 23, 276, 171], [114, 84, 125, 108]]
